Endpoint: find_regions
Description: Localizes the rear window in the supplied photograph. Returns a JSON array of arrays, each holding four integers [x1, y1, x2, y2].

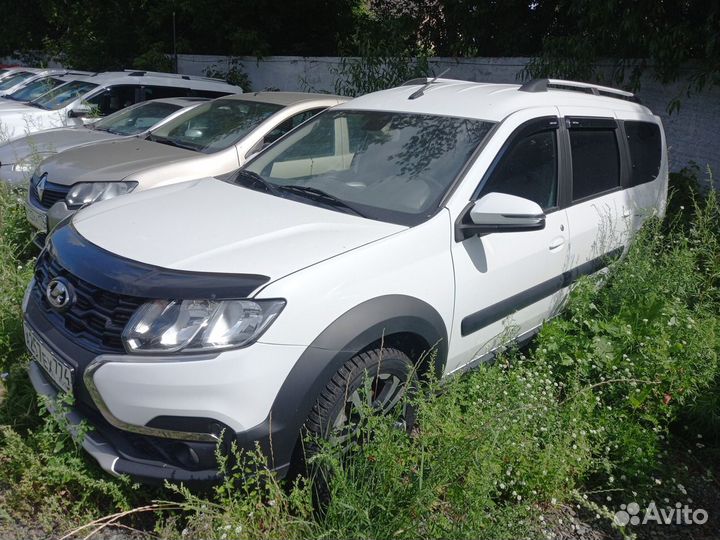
[[625, 121, 662, 186], [570, 129, 621, 201]]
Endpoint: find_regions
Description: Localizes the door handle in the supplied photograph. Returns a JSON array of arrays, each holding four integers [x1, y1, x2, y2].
[[549, 237, 565, 251], [623, 209, 632, 218]]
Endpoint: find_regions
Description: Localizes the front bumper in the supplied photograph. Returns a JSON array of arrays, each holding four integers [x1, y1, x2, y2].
[[24, 297, 306, 483], [29, 361, 222, 485]]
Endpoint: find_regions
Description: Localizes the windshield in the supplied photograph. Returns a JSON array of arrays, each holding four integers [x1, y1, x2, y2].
[[149, 98, 283, 153], [93, 101, 182, 135], [31, 80, 98, 110], [0, 72, 34, 91], [4, 76, 62, 101], [242, 110, 494, 225]]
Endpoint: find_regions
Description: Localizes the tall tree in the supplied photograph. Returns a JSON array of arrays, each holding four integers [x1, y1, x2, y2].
[[523, 0, 720, 107]]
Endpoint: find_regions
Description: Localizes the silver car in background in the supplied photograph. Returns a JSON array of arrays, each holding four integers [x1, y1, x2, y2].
[[1, 97, 209, 186], [26, 92, 347, 242]]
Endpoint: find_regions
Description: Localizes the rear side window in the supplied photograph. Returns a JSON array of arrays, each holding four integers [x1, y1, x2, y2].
[[570, 128, 621, 201], [187, 89, 233, 98], [625, 121, 662, 186], [143, 85, 189, 100]]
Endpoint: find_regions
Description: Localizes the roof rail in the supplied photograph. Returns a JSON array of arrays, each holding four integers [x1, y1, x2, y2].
[[519, 78, 639, 103], [121, 69, 230, 84]]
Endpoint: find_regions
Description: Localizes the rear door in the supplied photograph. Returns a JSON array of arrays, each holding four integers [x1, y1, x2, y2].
[[559, 108, 629, 271]]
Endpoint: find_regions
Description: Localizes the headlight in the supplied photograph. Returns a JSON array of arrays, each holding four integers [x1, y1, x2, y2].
[[122, 298, 285, 354], [65, 181, 138, 208]]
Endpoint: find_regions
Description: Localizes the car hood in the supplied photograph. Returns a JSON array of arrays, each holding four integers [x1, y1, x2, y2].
[[0, 127, 116, 164], [72, 177, 406, 279], [37, 137, 195, 185]]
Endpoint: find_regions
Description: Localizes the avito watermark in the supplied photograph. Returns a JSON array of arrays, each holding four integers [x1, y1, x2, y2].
[[614, 501, 708, 526]]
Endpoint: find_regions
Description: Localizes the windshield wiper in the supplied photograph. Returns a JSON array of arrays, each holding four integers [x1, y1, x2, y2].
[[27, 101, 48, 110], [233, 170, 281, 195], [146, 134, 197, 151], [278, 185, 367, 218]]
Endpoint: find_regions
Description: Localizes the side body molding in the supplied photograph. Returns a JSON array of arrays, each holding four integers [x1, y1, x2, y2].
[[238, 294, 448, 472]]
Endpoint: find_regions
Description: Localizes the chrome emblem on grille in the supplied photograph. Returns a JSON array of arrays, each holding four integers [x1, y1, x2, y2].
[[46, 278, 75, 311], [36, 174, 47, 202]]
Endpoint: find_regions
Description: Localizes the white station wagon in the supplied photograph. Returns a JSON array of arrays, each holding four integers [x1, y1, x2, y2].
[[23, 78, 667, 485], [0, 70, 241, 142]]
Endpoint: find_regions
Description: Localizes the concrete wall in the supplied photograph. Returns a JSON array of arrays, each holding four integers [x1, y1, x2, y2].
[[178, 54, 719, 180]]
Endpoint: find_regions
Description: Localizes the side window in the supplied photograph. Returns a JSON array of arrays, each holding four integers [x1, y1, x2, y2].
[[279, 117, 338, 160], [264, 108, 326, 146], [187, 89, 233, 98], [85, 85, 141, 116], [625, 121, 662, 186], [143, 85, 189, 100], [479, 129, 558, 210], [570, 127, 621, 201]]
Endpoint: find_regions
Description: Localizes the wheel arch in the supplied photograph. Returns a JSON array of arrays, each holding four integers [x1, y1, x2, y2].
[[237, 294, 448, 472]]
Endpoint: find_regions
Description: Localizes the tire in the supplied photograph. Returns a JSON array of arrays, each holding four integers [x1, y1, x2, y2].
[[296, 347, 418, 508]]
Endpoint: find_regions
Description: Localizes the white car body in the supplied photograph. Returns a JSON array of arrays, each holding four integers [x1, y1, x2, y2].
[[23, 78, 668, 484], [0, 70, 241, 143]]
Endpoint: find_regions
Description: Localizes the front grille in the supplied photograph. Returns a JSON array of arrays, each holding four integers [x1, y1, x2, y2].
[[30, 177, 71, 209], [33, 250, 146, 353]]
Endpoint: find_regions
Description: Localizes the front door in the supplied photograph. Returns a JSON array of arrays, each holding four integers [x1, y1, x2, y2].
[[448, 115, 571, 372]]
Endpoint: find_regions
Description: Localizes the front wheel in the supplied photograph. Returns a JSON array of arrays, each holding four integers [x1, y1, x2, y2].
[[299, 347, 418, 504]]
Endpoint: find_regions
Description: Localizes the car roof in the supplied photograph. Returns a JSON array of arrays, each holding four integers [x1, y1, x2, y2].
[[335, 78, 654, 122], [69, 70, 241, 92], [219, 91, 347, 106]]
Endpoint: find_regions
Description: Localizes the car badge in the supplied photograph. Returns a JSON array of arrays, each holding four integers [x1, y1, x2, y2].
[[46, 277, 75, 311]]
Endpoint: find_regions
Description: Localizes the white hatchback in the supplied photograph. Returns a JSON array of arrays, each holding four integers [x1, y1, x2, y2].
[[23, 78, 667, 485]]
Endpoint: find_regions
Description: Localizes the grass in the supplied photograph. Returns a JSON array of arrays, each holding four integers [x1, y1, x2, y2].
[[0, 166, 717, 539]]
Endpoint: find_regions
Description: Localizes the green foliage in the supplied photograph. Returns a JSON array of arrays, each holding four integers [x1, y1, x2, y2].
[[522, 0, 720, 111], [329, 10, 431, 97], [0, 396, 136, 530], [203, 58, 251, 92], [0, 185, 37, 430], [133, 43, 174, 73]]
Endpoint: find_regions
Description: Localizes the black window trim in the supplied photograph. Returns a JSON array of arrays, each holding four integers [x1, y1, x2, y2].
[[470, 115, 562, 213], [619, 119, 663, 188], [564, 116, 629, 205]]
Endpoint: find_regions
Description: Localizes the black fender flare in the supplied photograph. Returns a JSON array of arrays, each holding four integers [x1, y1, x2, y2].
[[235, 294, 448, 472]]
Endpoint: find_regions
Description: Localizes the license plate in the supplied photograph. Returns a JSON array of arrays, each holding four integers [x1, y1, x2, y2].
[[24, 324, 73, 394], [25, 203, 47, 233]]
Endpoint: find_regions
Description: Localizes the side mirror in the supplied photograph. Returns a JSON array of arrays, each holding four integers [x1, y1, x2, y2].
[[455, 192, 545, 240], [68, 104, 92, 119]]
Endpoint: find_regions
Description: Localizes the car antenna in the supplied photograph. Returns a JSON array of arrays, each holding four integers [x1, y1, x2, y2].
[[408, 67, 450, 100]]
